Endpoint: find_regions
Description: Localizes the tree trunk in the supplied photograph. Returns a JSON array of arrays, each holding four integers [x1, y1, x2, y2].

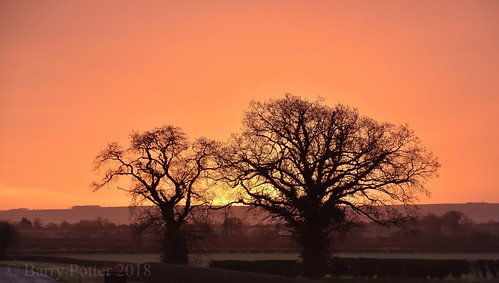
[[161, 225, 189, 265], [297, 222, 330, 278]]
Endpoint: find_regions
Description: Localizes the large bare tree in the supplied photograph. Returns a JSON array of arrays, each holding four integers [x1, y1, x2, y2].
[[93, 125, 217, 264], [219, 94, 440, 277]]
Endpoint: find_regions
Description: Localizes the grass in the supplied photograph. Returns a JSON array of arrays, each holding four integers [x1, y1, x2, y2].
[[53, 252, 161, 264]]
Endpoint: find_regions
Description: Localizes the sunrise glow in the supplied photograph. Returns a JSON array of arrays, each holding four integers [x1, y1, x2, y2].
[[1, 1, 498, 209]]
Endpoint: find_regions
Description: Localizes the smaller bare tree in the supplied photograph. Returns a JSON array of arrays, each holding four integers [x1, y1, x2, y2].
[[93, 125, 218, 264]]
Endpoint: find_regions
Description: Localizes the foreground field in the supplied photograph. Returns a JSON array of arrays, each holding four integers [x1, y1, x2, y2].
[[49, 251, 499, 281], [4, 253, 499, 282], [1, 260, 495, 283], [54, 251, 499, 267]]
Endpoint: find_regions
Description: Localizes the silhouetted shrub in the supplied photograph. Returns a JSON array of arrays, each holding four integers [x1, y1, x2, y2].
[[105, 272, 127, 283], [210, 260, 301, 277], [471, 259, 499, 279], [0, 222, 17, 258], [329, 258, 469, 279], [211, 258, 475, 279], [151, 262, 309, 283]]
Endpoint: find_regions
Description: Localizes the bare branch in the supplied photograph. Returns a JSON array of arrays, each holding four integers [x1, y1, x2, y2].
[[217, 94, 440, 277]]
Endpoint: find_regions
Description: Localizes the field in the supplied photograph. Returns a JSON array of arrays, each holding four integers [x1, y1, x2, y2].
[[4, 252, 499, 282], [53, 251, 499, 267]]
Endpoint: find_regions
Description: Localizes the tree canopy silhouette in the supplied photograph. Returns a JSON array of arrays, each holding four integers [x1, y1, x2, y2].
[[93, 125, 217, 264], [219, 94, 440, 277]]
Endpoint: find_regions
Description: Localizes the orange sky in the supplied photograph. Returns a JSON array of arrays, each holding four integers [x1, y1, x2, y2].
[[1, 1, 498, 210]]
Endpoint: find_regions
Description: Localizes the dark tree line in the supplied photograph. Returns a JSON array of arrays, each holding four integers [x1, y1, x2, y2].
[[93, 94, 439, 278], [417, 210, 474, 237], [0, 221, 17, 258], [9, 209, 499, 255]]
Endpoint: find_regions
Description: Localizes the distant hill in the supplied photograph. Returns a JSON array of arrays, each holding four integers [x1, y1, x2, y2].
[[1, 203, 499, 225], [0, 206, 133, 224]]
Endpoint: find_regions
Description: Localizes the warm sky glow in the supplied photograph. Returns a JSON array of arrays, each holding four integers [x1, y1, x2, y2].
[[1, 1, 498, 209]]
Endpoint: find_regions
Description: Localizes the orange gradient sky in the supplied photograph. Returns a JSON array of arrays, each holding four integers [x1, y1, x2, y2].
[[1, 1, 498, 210]]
